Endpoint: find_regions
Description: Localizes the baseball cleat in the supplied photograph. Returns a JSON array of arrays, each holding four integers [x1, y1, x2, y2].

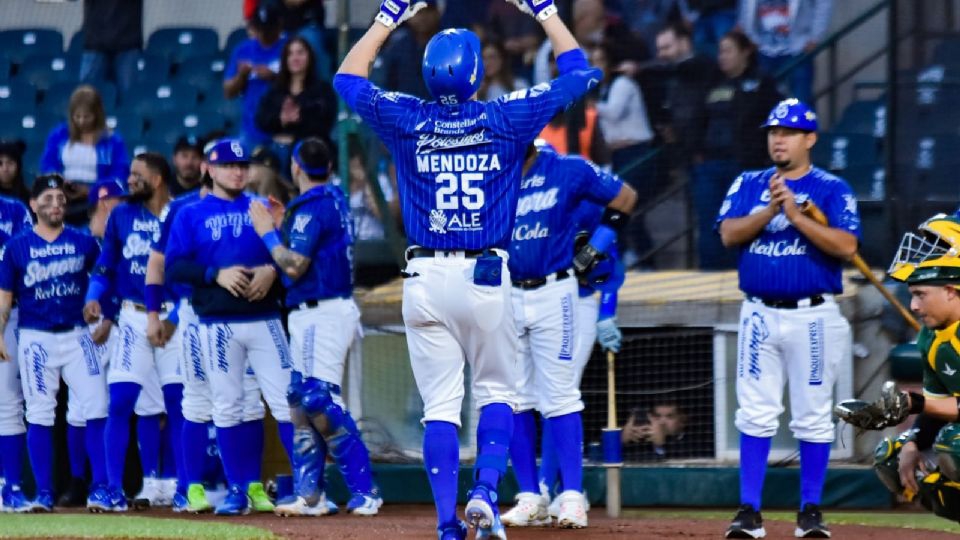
[[86, 485, 113, 513], [186, 483, 213, 513], [465, 484, 506, 539], [555, 490, 588, 529], [171, 492, 189, 513], [28, 489, 55, 513], [2, 484, 32, 513], [347, 492, 383, 516], [501, 492, 550, 527], [215, 484, 251, 516], [246, 481, 275, 512], [133, 477, 164, 509], [438, 519, 468, 540], [157, 478, 177, 507], [726, 504, 766, 539], [795, 503, 831, 538], [274, 494, 338, 517], [57, 477, 88, 507]]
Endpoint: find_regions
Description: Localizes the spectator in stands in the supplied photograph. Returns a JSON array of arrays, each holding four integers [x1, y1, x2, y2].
[[439, 0, 489, 32], [40, 85, 129, 225], [349, 150, 398, 242], [371, 0, 441, 99], [255, 36, 337, 179], [78, 0, 143, 93], [684, 0, 739, 58], [739, 0, 833, 105], [693, 30, 781, 269], [0, 140, 31, 204], [170, 136, 204, 196], [617, 0, 681, 55], [225, 1, 287, 149], [622, 401, 710, 460], [537, 52, 608, 163], [477, 41, 530, 101], [276, 0, 329, 79], [247, 145, 293, 204], [484, 1, 543, 74]]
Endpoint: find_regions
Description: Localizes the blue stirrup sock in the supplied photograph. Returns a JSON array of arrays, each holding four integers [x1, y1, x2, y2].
[[138, 415, 161, 478], [474, 403, 513, 490], [424, 420, 459, 529], [739, 433, 772, 510], [508, 410, 539, 494], [215, 424, 246, 487], [241, 419, 265, 485], [538, 416, 560, 494], [546, 411, 583, 493], [0, 433, 25, 486], [85, 418, 108, 486], [181, 420, 209, 486], [66, 424, 87, 479], [161, 384, 185, 492], [26, 424, 53, 492], [105, 382, 141, 490], [799, 440, 830, 507], [277, 421, 294, 464]]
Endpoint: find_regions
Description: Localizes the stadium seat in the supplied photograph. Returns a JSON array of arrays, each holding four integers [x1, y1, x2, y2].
[[0, 112, 60, 146], [224, 27, 248, 57], [841, 164, 885, 201], [106, 111, 147, 140], [129, 137, 174, 159], [21, 143, 43, 185], [199, 97, 242, 131], [128, 53, 172, 91], [123, 82, 200, 117], [146, 27, 219, 66], [175, 55, 226, 100], [149, 111, 227, 145], [832, 100, 885, 137], [67, 30, 85, 56], [0, 58, 10, 82], [0, 81, 37, 114], [933, 38, 960, 70], [0, 28, 64, 66], [17, 54, 79, 92], [906, 135, 960, 200], [811, 133, 879, 173], [43, 80, 117, 116]]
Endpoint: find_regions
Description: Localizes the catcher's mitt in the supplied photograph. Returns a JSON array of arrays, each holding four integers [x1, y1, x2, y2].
[[834, 381, 911, 430]]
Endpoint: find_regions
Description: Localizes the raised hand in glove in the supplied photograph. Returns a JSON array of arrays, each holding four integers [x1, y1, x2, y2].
[[834, 381, 911, 430], [596, 317, 622, 353], [376, 0, 429, 30], [506, 0, 559, 22]]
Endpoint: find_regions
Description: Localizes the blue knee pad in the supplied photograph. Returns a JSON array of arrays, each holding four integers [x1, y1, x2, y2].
[[301, 378, 348, 435], [292, 425, 325, 502]]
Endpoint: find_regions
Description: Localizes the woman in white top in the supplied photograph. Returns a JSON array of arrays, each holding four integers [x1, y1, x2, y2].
[[477, 41, 530, 102], [40, 85, 129, 225]]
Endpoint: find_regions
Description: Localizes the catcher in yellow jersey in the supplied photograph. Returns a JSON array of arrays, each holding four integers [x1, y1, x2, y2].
[[835, 214, 960, 523]]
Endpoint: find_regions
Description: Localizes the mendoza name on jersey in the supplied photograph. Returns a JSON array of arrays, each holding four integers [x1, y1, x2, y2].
[[415, 119, 500, 235]]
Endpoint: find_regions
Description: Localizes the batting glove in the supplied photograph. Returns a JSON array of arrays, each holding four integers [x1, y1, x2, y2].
[[596, 318, 622, 353], [506, 0, 558, 22], [375, 0, 428, 30]]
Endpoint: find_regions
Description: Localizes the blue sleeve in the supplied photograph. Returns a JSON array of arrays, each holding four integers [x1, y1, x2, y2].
[[108, 135, 130, 180], [225, 45, 241, 80], [92, 211, 121, 281], [0, 242, 14, 292], [14, 203, 31, 235], [571, 157, 623, 206], [164, 212, 210, 286], [334, 74, 422, 147], [286, 203, 332, 260], [595, 255, 624, 320], [496, 64, 602, 144], [39, 126, 65, 174], [715, 174, 752, 229], [84, 235, 101, 273], [823, 180, 862, 240], [152, 203, 178, 254]]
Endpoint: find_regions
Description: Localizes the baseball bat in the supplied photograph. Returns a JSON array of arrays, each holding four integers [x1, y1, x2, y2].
[[605, 350, 622, 518], [799, 200, 920, 332]]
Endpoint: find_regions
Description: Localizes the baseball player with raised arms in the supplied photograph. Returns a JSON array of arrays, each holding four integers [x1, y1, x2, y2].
[[0, 175, 109, 512], [83, 153, 185, 512], [501, 142, 635, 529], [249, 137, 380, 517], [164, 139, 294, 516], [717, 99, 860, 539], [335, 0, 600, 537], [0, 193, 35, 511]]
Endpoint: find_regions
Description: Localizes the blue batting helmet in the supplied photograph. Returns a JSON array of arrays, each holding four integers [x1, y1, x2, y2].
[[422, 28, 484, 106], [761, 98, 818, 132]]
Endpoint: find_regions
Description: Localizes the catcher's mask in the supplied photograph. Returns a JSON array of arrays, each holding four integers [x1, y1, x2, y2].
[[889, 214, 960, 285]]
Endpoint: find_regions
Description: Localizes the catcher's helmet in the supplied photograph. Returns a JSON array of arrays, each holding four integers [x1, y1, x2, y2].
[[761, 98, 818, 132], [422, 28, 484, 106], [889, 214, 960, 284]]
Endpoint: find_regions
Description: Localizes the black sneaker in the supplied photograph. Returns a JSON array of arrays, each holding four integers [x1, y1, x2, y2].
[[795, 503, 831, 538], [726, 504, 766, 539], [58, 477, 88, 508]]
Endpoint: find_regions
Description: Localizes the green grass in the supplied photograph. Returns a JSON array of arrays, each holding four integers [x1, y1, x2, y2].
[[628, 509, 960, 533], [0, 514, 277, 539]]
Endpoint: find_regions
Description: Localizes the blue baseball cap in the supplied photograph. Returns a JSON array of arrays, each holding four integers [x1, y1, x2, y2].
[[88, 177, 127, 206], [205, 139, 249, 165], [761, 98, 818, 132]]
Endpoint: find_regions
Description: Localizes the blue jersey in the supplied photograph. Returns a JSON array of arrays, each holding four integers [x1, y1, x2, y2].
[[716, 166, 861, 299], [508, 149, 622, 280], [165, 192, 281, 323], [0, 196, 32, 239], [0, 227, 99, 330], [92, 202, 162, 304], [153, 192, 202, 301], [282, 184, 354, 307], [334, 63, 600, 250]]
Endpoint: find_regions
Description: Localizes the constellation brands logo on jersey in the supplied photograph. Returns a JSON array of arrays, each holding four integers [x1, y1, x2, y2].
[[747, 237, 807, 257], [205, 213, 252, 241], [24, 256, 85, 288]]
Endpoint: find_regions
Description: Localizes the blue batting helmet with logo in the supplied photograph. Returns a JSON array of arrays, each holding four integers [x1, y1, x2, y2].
[[206, 138, 249, 165], [422, 28, 484, 106], [761, 98, 818, 132]]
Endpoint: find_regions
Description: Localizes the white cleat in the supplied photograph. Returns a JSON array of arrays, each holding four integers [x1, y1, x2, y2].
[[156, 478, 177, 507], [501, 492, 551, 527], [347, 493, 383, 516], [133, 477, 165, 509], [555, 490, 588, 529], [274, 495, 338, 517]]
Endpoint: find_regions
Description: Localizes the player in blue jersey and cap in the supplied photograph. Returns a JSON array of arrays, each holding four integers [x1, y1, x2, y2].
[[717, 98, 860, 539], [334, 0, 600, 538]]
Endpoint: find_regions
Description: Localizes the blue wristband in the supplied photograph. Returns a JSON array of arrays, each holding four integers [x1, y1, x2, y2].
[[84, 276, 108, 304], [144, 284, 164, 313], [587, 225, 617, 253], [556, 48, 589, 75], [262, 230, 282, 252], [598, 291, 618, 320]]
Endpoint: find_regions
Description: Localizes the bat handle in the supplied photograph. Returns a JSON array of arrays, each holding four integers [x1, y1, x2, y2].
[[606, 350, 616, 429]]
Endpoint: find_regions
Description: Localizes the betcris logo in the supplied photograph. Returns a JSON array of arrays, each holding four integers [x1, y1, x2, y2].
[[29, 243, 76, 258]]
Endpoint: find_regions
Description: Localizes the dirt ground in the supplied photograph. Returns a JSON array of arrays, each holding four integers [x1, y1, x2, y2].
[[141, 505, 960, 539]]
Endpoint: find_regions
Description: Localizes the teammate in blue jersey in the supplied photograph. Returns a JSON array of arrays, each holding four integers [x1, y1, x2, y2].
[[164, 138, 294, 516], [501, 142, 635, 529], [717, 99, 860, 539], [0, 194, 34, 512], [82, 153, 184, 511], [335, 1, 600, 537], [0, 175, 110, 512], [249, 138, 380, 517]]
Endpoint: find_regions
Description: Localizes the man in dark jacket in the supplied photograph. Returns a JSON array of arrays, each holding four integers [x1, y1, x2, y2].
[[78, 0, 143, 92]]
